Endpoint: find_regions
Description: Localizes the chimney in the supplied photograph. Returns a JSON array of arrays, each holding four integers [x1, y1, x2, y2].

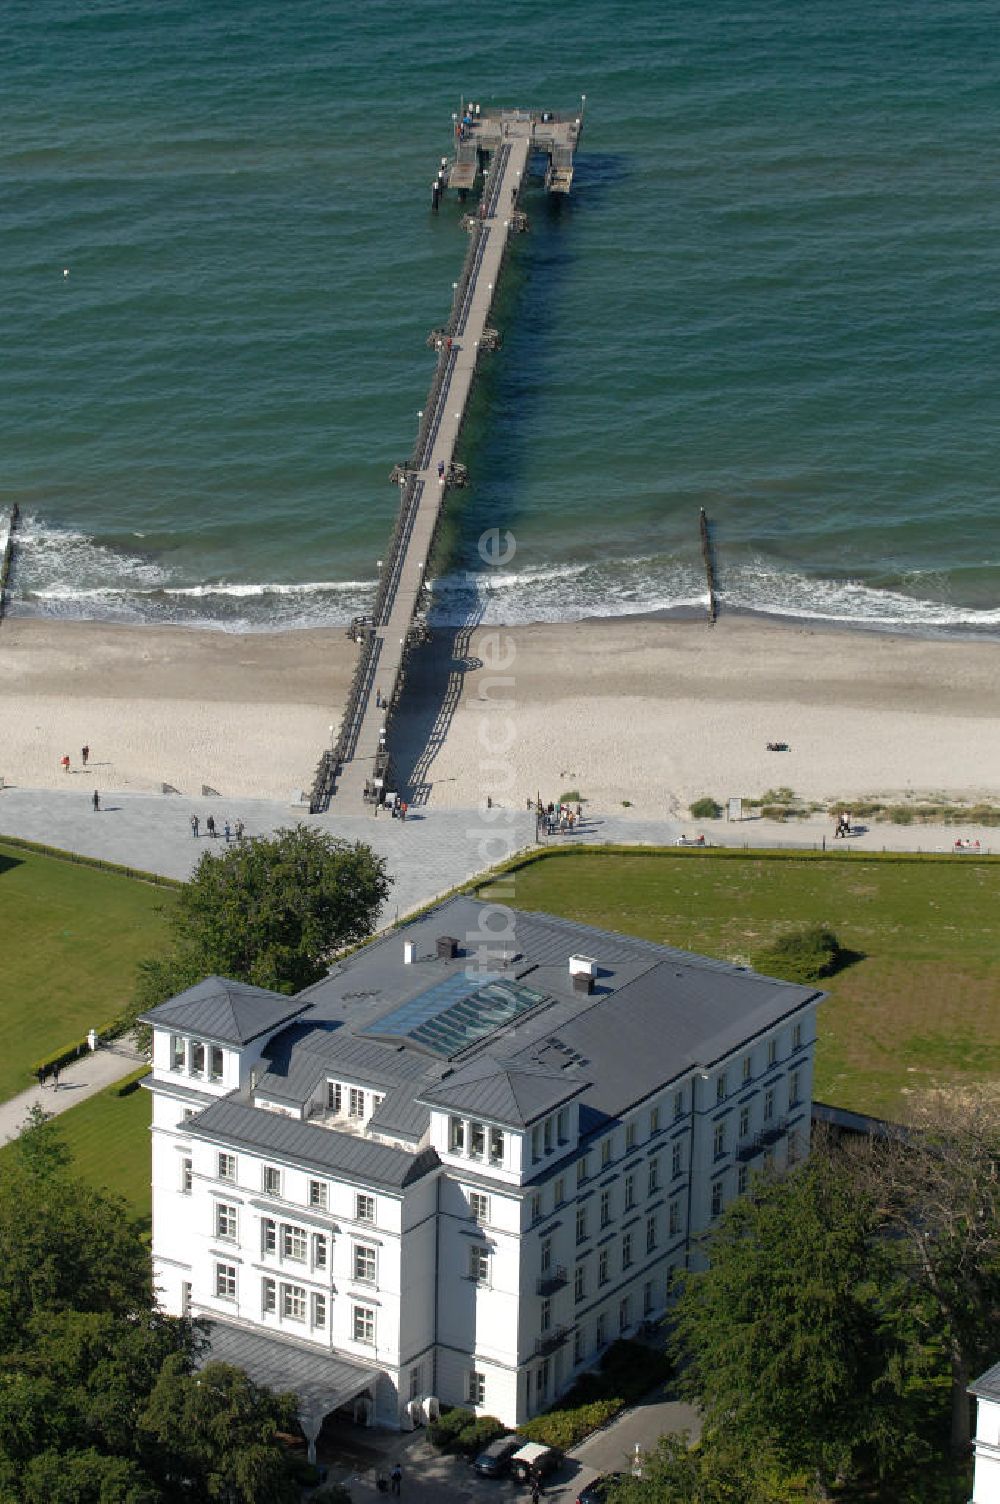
[[569, 954, 597, 978], [436, 935, 458, 960], [572, 972, 594, 995], [403, 940, 416, 965]]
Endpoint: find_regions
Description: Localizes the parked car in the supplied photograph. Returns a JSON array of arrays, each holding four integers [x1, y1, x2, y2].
[[509, 1441, 563, 1486], [473, 1433, 521, 1478], [576, 1473, 627, 1504]]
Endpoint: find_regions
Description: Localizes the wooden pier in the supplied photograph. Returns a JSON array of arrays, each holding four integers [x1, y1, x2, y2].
[[310, 104, 583, 810]]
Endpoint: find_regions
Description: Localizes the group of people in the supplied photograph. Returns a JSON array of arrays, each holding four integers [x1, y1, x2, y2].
[[954, 837, 982, 852], [537, 799, 583, 837], [833, 811, 854, 838], [190, 813, 244, 843], [60, 743, 91, 772]]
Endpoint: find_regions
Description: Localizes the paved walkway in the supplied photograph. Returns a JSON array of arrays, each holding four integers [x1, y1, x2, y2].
[[0, 1041, 143, 1145]]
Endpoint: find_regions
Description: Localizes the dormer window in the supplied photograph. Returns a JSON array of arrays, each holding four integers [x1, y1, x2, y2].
[[170, 1036, 185, 1072], [190, 1041, 206, 1075], [489, 1128, 504, 1165], [450, 1117, 466, 1152], [327, 1082, 342, 1113], [349, 1088, 365, 1119], [209, 1046, 224, 1080], [471, 1122, 486, 1159]]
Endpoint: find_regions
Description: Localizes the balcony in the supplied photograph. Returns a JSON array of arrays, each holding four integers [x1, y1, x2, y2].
[[534, 1325, 571, 1357], [735, 1117, 789, 1161], [536, 1265, 568, 1297]]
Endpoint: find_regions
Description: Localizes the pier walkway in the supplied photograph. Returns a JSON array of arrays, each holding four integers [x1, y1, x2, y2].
[[311, 106, 582, 808]]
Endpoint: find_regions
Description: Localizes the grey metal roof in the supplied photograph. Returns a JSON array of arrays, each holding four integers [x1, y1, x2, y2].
[[186, 1097, 439, 1189], [140, 976, 308, 1046], [970, 1360, 1000, 1401], [419, 1054, 588, 1127], [203, 1318, 377, 1420]]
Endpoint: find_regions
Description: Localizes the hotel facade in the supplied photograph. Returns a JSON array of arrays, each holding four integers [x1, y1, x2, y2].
[[142, 897, 821, 1453]]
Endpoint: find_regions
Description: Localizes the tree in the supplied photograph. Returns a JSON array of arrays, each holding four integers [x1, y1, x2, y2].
[[12, 1103, 71, 1179], [857, 1092, 1000, 1457], [751, 926, 842, 984], [140, 1356, 299, 1504], [134, 825, 391, 1011], [671, 1145, 916, 1494], [20, 1448, 155, 1504], [609, 1434, 818, 1504]]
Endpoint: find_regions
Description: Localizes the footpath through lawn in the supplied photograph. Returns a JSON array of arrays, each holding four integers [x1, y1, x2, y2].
[[484, 848, 1000, 1119]]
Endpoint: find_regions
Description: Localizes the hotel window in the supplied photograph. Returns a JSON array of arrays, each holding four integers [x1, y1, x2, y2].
[[530, 1193, 542, 1226], [353, 1304, 375, 1344], [471, 1122, 486, 1159], [598, 1249, 609, 1285], [577, 1153, 590, 1185], [669, 1198, 681, 1237], [312, 1233, 328, 1269], [624, 1173, 635, 1210], [576, 1206, 588, 1244], [209, 1045, 224, 1080], [673, 1089, 684, 1120], [373, 1095, 384, 1113], [648, 1157, 660, 1194], [793, 1022, 803, 1051], [215, 1202, 237, 1241], [625, 1121, 636, 1150], [262, 1218, 276, 1254], [490, 1128, 504, 1164], [349, 1088, 365, 1119], [619, 1296, 630, 1333], [170, 1035, 185, 1071], [469, 1245, 490, 1287], [716, 1073, 727, 1104], [354, 1243, 377, 1284], [262, 1277, 276, 1314], [470, 1191, 490, 1223], [409, 1365, 422, 1401], [468, 1371, 486, 1406], [182, 1109, 195, 1121], [190, 1041, 206, 1075], [309, 1179, 328, 1209], [574, 1325, 584, 1365], [646, 1213, 657, 1253], [282, 1225, 307, 1262], [531, 1125, 542, 1162], [711, 1180, 724, 1218], [738, 1165, 749, 1195], [671, 1140, 682, 1178], [543, 1117, 553, 1154], [215, 1262, 236, 1301], [541, 1297, 552, 1331], [327, 1081, 342, 1113], [768, 1039, 777, 1067], [312, 1293, 327, 1327], [557, 1108, 569, 1142], [622, 1231, 633, 1269], [218, 1152, 236, 1182], [787, 1130, 801, 1166], [281, 1283, 306, 1322], [764, 1149, 775, 1173], [180, 1157, 192, 1194], [764, 1088, 775, 1123], [601, 1137, 612, 1167], [600, 1189, 612, 1227], [554, 1177, 565, 1206], [450, 1116, 465, 1152], [643, 1280, 654, 1315], [739, 1106, 750, 1139], [356, 1193, 375, 1223], [742, 1053, 752, 1083], [789, 1070, 801, 1106], [574, 1264, 585, 1303], [713, 1122, 726, 1159], [649, 1105, 660, 1135], [263, 1164, 281, 1197], [540, 1238, 552, 1274], [596, 1313, 607, 1347]]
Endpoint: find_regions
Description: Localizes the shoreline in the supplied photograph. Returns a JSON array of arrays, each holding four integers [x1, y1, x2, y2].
[[3, 614, 1000, 812]]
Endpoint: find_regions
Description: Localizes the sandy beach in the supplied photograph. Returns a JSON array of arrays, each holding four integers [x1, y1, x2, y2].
[[2, 615, 1000, 814]]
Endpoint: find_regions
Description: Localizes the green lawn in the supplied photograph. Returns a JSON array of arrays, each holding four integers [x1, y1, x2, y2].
[[481, 848, 1000, 1119], [0, 841, 176, 1100]]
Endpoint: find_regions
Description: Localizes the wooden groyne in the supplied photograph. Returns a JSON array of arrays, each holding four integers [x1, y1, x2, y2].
[[309, 103, 584, 812], [699, 507, 717, 623], [0, 504, 21, 624]]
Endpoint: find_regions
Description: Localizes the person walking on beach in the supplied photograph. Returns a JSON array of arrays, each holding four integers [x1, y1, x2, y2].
[[61, 754, 71, 774], [390, 1465, 402, 1496], [92, 789, 100, 812], [224, 820, 231, 843], [235, 819, 244, 842], [52, 1065, 60, 1090], [206, 814, 216, 839], [81, 744, 90, 767], [190, 814, 200, 838]]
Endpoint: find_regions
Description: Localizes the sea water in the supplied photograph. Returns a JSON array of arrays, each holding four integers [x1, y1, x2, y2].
[[4, 0, 1000, 633]]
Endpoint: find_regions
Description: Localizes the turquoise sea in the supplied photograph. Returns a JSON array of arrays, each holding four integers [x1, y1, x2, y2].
[[5, 0, 1000, 633]]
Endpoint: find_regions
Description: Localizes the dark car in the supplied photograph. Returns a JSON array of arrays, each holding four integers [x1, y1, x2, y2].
[[473, 1433, 521, 1478], [509, 1442, 563, 1486], [576, 1473, 627, 1504]]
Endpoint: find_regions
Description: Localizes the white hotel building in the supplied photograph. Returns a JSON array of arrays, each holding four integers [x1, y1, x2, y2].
[[142, 896, 822, 1456]]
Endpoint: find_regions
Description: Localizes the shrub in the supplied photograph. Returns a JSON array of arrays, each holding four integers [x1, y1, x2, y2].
[[452, 1415, 506, 1456], [517, 1398, 620, 1449], [310, 1487, 352, 1504], [752, 925, 842, 984], [760, 805, 788, 822], [427, 1406, 475, 1450], [887, 805, 914, 825], [689, 797, 722, 819], [516, 1341, 672, 1449], [560, 790, 582, 804]]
